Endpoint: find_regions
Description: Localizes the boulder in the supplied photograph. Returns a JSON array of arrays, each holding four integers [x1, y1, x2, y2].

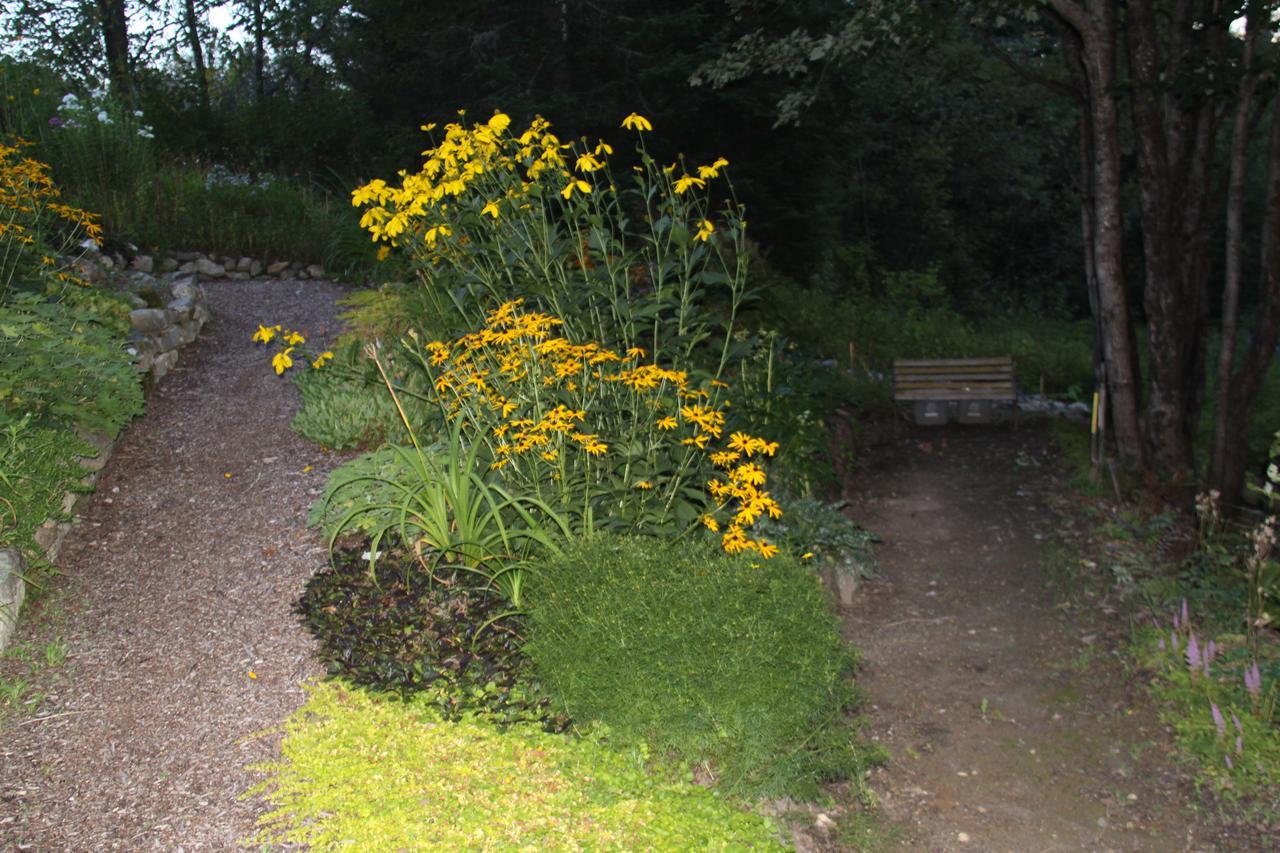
[[170, 278, 197, 301], [266, 261, 290, 276], [129, 308, 170, 334], [158, 257, 179, 273], [130, 254, 154, 273], [178, 261, 197, 274], [0, 548, 26, 651], [152, 349, 179, 380], [195, 258, 226, 277], [227, 271, 251, 281], [306, 264, 325, 279], [249, 259, 263, 276], [236, 256, 253, 272], [167, 297, 194, 319], [173, 250, 199, 262]]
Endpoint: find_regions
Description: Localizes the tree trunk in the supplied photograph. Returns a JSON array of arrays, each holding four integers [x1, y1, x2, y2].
[[184, 0, 211, 116], [95, 0, 131, 99], [253, 0, 266, 107], [1068, 0, 1146, 471], [1210, 83, 1280, 507]]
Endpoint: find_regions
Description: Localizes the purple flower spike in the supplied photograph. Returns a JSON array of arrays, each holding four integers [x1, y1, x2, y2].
[[1231, 711, 1243, 733], [1245, 662, 1262, 698], [1173, 609, 1181, 630], [1225, 754, 1234, 770], [1159, 637, 1166, 651], [1211, 702, 1226, 737], [1236, 735, 1244, 755], [1171, 631, 1180, 653], [1186, 633, 1200, 672], [1181, 598, 1190, 628]]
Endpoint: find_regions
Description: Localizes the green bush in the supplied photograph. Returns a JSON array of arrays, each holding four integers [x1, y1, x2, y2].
[[297, 550, 562, 729], [523, 534, 876, 799], [250, 680, 782, 850], [0, 293, 142, 438], [757, 496, 879, 581], [0, 415, 94, 556], [290, 352, 408, 449]]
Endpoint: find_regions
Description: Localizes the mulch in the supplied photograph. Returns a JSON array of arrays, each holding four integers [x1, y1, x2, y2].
[[1, 276, 347, 850]]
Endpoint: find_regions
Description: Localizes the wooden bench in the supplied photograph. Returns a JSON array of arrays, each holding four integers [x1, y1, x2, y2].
[[892, 357, 1018, 425]]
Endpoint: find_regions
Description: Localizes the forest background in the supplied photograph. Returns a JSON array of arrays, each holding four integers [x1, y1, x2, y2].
[[2, 0, 1278, 504]]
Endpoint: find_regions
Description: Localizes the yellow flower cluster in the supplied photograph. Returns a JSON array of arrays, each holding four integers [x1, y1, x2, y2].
[[0, 139, 102, 243], [350, 110, 731, 261], [424, 300, 781, 556], [252, 324, 333, 372]]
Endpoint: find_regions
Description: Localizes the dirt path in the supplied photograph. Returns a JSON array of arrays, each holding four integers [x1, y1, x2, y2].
[[841, 424, 1250, 852], [1, 277, 343, 850]]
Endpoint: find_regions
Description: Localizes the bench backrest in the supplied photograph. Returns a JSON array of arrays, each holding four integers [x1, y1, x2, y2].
[[892, 357, 1017, 401]]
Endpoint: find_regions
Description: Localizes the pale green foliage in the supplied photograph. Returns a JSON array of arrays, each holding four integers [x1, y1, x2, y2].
[[249, 680, 783, 850]]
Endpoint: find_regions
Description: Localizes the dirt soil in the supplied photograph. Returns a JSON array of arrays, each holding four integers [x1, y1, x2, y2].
[[1, 277, 344, 850], [841, 423, 1275, 852]]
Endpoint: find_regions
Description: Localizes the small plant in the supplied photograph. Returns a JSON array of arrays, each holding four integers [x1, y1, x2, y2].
[[297, 549, 562, 729]]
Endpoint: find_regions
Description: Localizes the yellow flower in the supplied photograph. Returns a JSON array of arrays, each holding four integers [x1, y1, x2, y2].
[[673, 174, 705, 194], [487, 111, 511, 133], [702, 514, 720, 532], [621, 112, 653, 131], [376, 245, 391, 261], [284, 330, 305, 346], [560, 178, 592, 199], [481, 200, 500, 218], [575, 153, 604, 173], [802, 552, 814, 560], [251, 324, 276, 344], [311, 351, 334, 369], [657, 416, 678, 430], [696, 157, 729, 180], [634, 480, 653, 490], [694, 219, 715, 242], [757, 540, 779, 559], [272, 347, 294, 375], [594, 141, 613, 156]]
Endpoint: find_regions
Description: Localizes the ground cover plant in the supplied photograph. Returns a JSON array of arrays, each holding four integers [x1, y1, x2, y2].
[[523, 534, 876, 799], [249, 680, 783, 850]]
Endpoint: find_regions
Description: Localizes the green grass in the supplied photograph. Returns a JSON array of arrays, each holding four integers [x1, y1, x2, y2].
[[249, 680, 783, 850], [523, 534, 879, 799]]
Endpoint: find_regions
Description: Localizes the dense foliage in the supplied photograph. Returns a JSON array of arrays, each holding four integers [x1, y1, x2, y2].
[[523, 535, 875, 799]]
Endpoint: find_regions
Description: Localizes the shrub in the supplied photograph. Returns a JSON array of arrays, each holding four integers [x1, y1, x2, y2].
[[297, 549, 561, 728], [523, 534, 876, 799], [0, 415, 94, 557], [289, 349, 409, 449], [249, 680, 782, 850]]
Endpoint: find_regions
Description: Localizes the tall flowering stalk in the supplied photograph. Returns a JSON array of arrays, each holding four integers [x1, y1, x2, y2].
[[351, 110, 749, 378]]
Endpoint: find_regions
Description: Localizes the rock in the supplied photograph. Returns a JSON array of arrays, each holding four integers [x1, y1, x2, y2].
[[0, 548, 26, 651], [195, 258, 226, 277], [152, 349, 179, 380], [175, 322, 198, 346], [173, 250, 199, 262], [236, 256, 252, 272], [154, 325, 186, 352], [158, 257, 179, 273], [74, 430, 113, 473], [834, 571, 859, 608], [129, 254, 154, 273], [167, 296, 195, 319], [73, 257, 106, 283], [192, 303, 211, 325], [266, 261, 290, 276], [125, 270, 157, 290], [130, 308, 170, 334], [112, 253, 126, 270], [297, 269, 309, 280], [170, 278, 197, 301], [178, 261, 197, 274], [227, 271, 251, 281], [126, 293, 148, 309], [220, 255, 237, 269], [306, 264, 325, 279], [99, 254, 115, 270], [249, 259, 263, 276], [133, 351, 155, 372]]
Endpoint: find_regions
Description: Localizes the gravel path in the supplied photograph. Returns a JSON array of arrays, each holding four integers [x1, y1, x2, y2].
[[2, 277, 345, 850]]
